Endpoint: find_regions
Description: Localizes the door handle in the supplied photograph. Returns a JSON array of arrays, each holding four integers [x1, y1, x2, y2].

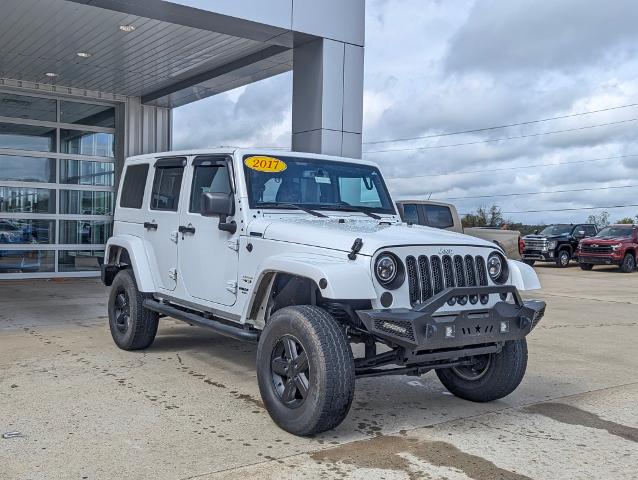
[[144, 222, 158, 230], [178, 225, 196, 235]]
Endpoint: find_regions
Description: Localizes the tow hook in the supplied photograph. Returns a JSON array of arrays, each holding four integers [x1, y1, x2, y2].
[[348, 238, 363, 260]]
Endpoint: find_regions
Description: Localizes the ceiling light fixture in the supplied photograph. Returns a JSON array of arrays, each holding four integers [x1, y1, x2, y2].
[[119, 25, 135, 32], [76, 52, 92, 58], [44, 72, 58, 77]]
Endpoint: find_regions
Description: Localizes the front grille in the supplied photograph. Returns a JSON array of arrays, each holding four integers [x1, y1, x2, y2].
[[581, 245, 613, 254], [407, 254, 489, 306], [524, 238, 547, 250]]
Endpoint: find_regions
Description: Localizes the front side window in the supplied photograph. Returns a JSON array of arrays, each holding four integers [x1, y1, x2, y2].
[[190, 163, 231, 213], [243, 156, 395, 215], [424, 205, 454, 229], [150, 166, 184, 211]]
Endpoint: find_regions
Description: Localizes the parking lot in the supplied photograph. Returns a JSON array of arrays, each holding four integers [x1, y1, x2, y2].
[[1, 265, 637, 480]]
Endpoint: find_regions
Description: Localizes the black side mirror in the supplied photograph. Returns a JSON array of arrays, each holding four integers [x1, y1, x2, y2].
[[201, 192, 237, 234]]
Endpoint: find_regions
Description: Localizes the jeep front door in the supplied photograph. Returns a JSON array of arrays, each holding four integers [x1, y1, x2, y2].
[[178, 156, 238, 306], [145, 157, 187, 292]]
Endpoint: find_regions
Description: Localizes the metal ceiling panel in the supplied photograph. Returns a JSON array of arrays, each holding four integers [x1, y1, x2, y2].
[[0, 0, 297, 107]]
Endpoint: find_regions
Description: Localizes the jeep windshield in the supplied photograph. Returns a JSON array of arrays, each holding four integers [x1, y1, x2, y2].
[[243, 155, 396, 215], [540, 225, 572, 236], [595, 226, 634, 239]]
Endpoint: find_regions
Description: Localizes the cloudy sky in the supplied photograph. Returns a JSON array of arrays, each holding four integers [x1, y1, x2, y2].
[[173, 0, 638, 224]]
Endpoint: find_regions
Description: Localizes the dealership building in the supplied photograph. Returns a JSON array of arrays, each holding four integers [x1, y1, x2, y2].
[[0, 0, 365, 278]]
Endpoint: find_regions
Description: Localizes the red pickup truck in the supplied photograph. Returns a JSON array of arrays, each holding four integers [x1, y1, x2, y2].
[[577, 224, 638, 273]]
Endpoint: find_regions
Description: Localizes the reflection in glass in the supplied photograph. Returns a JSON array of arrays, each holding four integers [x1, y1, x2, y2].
[[58, 250, 104, 272], [0, 93, 57, 122], [60, 101, 115, 128], [59, 190, 114, 215], [60, 129, 114, 157], [0, 218, 55, 244], [0, 187, 55, 213], [0, 155, 56, 183], [0, 249, 54, 273], [59, 220, 112, 245], [60, 159, 114, 186], [0, 122, 56, 152]]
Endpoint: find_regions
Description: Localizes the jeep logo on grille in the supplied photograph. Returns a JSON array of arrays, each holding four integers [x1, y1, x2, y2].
[[438, 248, 453, 255]]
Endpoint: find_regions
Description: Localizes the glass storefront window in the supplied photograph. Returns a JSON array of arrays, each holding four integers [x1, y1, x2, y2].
[[0, 122, 56, 152], [0, 93, 57, 122], [0, 155, 56, 183], [59, 190, 114, 215], [60, 159, 114, 186], [0, 249, 54, 273], [60, 129, 114, 157], [0, 218, 55, 244], [59, 220, 111, 245], [0, 187, 55, 213], [58, 250, 103, 272], [60, 101, 115, 128]]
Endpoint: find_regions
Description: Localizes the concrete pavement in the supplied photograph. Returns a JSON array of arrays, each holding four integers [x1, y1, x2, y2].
[[1, 265, 637, 479]]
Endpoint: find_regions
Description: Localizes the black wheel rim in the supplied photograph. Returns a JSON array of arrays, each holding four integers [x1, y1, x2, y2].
[[270, 335, 310, 408], [452, 355, 491, 381], [560, 252, 569, 266], [113, 289, 130, 334]]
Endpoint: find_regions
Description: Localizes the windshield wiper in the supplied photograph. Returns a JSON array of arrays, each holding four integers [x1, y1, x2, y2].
[[262, 203, 327, 218], [324, 203, 382, 220]]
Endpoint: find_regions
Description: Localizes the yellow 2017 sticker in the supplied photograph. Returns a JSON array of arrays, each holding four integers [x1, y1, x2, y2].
[[244, 156, 287, 173]]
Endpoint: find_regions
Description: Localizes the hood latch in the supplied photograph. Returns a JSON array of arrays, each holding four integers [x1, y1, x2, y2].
[[348, 238, 363, 260]]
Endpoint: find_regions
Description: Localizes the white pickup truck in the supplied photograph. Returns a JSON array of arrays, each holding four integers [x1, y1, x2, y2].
[[396, 200, 522, 260], [102, 149, 544, 436]]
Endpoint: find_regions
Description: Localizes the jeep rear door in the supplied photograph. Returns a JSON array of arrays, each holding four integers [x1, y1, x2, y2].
[[145, 157, 187, 292]]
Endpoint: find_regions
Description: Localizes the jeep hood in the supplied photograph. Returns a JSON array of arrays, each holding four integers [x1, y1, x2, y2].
[[249, 216, 497, 256]]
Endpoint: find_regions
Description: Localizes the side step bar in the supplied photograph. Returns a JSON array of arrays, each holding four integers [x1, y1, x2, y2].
[[143, 299, 260, 343]]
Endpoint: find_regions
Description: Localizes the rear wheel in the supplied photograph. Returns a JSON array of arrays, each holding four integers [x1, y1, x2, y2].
[[108, 269, 159, 350], [580, 263, 594, 271], [256, 305, 355, 436], [620, 253, 635, 273], [522, 259, 536, 266], [436, 339, 527, 402], [556, 249, 571, 268]]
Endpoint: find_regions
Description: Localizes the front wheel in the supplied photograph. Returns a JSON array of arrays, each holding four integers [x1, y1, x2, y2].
[[522, 259, 535, 266], [256, 305, 355, 436], [108, 269, 159, 350], [620, 253, 635, 273], [580, 263, 594, 271], [556, 249, 571, 268], [436, 339, 527, 402]]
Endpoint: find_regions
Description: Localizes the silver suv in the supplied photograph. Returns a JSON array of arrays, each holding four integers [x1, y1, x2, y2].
[[103, 149, 546, 436]]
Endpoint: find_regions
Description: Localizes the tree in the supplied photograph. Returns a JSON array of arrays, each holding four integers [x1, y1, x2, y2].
[[616, 217, 635, 224], [462, 205, 504, 228], [586, 211, 610, 229]]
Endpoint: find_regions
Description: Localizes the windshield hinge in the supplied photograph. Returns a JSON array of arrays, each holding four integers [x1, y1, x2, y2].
[[348, 238, 363, 260], [227, 238, 240, 251]]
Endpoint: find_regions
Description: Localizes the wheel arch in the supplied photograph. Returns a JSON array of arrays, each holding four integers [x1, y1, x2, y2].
[[105, 236, 155, 292]]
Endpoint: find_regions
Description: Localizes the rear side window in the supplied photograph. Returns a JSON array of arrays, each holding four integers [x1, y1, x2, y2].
[[119, 164, 149, 209], [402, 204, 420, 224], [424, 205, 454, 229], [150, 166, 184, 211], [190, 164, 232, 213]]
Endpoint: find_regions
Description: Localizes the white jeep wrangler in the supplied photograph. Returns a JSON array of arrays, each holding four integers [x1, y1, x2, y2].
[[103, 149, 545, 436]]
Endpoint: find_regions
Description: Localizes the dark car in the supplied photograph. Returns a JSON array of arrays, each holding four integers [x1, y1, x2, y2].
[[522, 224, 597, 268], [577, 224, 638, 273]]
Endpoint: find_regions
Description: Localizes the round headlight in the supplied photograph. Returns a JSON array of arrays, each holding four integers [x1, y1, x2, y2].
[[374, 252, 405, 289], [487, 252, 508, 284]]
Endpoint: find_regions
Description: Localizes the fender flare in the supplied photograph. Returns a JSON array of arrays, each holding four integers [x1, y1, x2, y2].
[[105, 236, 156, 292], [245, 252, 377, 320], [507, 259, 541, 291]]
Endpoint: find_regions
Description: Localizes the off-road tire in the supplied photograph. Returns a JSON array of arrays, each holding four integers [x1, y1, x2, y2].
[[620, 253, 635, 273], [436, 339, 527, 402], [256, 305, 355, 436], [522, 259, 535, 266], [108, 269, 159, 350], [580, 263, 594, 271], [556, 249, 571, 268]]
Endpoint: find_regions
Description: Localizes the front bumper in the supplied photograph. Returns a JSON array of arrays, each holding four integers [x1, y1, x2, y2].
[[578, 255, 622, 266], [356, 286, 545, 351], [522, 250, 553, 261]]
